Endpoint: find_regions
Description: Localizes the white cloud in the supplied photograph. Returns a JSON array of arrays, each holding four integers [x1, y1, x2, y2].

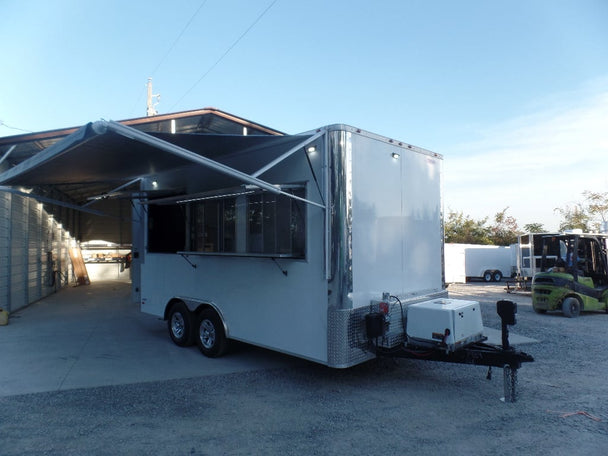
[[443, 79, 608, 232]]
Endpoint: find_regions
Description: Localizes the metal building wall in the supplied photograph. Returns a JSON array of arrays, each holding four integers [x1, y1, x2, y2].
[[9, 193, 28, 310], [0, 192, 10, 305], [0, 191, 75, 313]]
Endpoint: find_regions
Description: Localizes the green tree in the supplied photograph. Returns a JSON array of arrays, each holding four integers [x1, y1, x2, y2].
[[584, 190, 608, 232], [488, 207, 520, 245], [444, 210, 491, 244], [554, 190, 608, 233], [522, 223, 546, 233], [554, 202, 591, 232]]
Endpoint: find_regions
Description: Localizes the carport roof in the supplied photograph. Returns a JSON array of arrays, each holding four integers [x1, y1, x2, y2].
[[0, 107, 284, 170], [0, 108, 289, 210]]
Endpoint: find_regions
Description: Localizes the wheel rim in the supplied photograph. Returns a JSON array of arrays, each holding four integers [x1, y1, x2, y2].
[[569, 301, 579, 315], [199, 319, 216, 349], [171, 312, 185, 339]]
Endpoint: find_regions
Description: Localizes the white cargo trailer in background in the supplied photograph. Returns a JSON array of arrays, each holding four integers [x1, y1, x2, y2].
[[445, 243, 514, 283], [517, 233, 559, 280]]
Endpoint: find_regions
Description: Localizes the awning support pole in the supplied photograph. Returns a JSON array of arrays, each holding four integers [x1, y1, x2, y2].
[[250, 130, 325, 178], [83, 177, 143, 207]]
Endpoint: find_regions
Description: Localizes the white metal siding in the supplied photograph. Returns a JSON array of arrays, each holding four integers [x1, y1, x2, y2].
[[350, 134, 443, 308], [28, 201, 42, 302], [0, 191, 76, 312], [0, 193, 10, 306], [10, 194, 28, 310]]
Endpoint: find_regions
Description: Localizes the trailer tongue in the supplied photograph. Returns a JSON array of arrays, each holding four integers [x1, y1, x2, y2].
[[369, 298, 534, 402]]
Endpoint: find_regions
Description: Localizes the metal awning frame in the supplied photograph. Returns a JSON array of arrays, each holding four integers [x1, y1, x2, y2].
[[83, 177, 143, 207], [0, 120, 333, 278], [100, 121, 327, 210]]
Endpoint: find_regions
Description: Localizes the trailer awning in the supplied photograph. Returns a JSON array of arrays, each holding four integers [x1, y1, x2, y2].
[[0, 120, 324, 211]]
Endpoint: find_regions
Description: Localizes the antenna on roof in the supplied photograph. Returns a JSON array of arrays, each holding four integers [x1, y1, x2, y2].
[[146, 78, 160, 117]]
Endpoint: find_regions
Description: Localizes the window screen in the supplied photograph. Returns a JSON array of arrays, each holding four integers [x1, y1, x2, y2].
[[185, 186, 306, 258]]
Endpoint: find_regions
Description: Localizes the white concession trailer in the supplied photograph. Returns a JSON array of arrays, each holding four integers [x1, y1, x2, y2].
[[138, 124, 449, 368], [0, 117, 533, 399]]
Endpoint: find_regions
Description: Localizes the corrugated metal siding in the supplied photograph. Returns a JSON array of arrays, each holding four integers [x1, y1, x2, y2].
[[0, 191, 76, 312], [27, 201, 42, 303], [0, 193, 10, 306], [10, 194, 28, 310]]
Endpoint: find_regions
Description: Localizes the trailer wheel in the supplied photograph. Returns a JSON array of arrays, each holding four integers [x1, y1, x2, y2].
[[168, 302, 195, 347], [492, 270, 503, 282], [196, 309, 228, 358], [562, 297, 581, 318], [483, 271, 493, 282]]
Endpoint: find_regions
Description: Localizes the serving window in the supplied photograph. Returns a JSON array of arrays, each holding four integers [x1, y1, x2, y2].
[[148, 185, 307, 258], [246, 190, 306, 257]]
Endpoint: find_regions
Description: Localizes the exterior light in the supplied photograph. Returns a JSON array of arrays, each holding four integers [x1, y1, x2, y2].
[[152, 180, 158, 188], [392, 152, 400, 159], [307, 146, 317, 154]]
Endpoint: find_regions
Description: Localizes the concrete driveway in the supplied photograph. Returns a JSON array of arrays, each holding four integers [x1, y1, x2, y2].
[[0, 281, 305, 397]]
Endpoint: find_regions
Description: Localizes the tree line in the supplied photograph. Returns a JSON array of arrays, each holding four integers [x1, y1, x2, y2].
[[445, 190, 608, 246]]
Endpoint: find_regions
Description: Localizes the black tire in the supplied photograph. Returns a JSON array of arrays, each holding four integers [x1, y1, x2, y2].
[[562, 297, 581, 318], [483, 271, 493, 282], [196, 309, 228, 358], [167, 302, 195, 347], [492, 270, 503, 282]]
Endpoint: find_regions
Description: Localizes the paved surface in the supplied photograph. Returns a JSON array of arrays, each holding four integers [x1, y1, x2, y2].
[[0, 281, 305, 397], [1, 282, 607, 455]]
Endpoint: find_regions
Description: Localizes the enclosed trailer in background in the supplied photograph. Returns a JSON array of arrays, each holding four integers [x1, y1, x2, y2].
[[517, 233, 558, 280], [445, 243, 514, 283]]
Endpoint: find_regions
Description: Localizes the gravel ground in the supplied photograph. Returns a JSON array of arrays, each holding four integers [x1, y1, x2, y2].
[[1, 283, 607, 455]]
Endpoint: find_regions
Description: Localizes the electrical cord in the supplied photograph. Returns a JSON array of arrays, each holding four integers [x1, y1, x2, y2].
[[172, 0, 279, 110], [390, 295, 408, 342]]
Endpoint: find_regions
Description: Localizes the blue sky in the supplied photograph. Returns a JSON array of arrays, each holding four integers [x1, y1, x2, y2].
[[1, 0, 607, 231]]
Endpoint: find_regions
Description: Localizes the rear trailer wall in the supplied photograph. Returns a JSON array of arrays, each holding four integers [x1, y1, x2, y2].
[[327, 129, 446, 367], [349, 132, 443, 305]]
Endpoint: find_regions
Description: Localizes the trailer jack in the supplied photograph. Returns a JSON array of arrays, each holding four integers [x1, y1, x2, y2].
[[375, 300, 534, 402]]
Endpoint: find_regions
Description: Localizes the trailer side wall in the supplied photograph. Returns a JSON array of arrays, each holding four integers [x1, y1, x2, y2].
[[140, 142, 329, 364]]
